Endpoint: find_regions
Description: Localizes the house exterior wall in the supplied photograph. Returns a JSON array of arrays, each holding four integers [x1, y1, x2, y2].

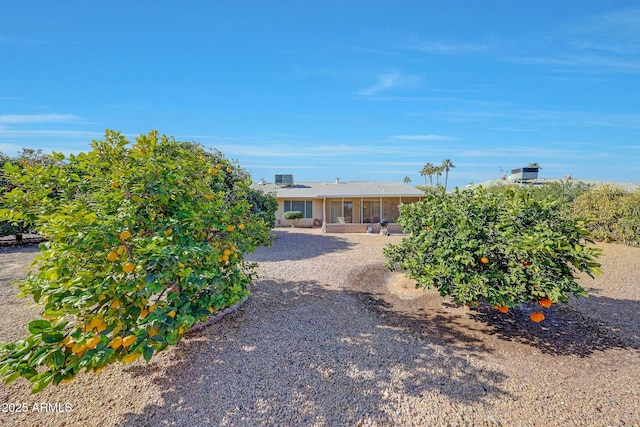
[[275, 198, 324, 228], [273, 195, 421, 232]]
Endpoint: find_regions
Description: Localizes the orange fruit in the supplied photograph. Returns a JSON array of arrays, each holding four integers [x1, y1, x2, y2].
[[119, 230, 131, 240], [111, 181, 121, 188], [88, 317, 104, 330], [226, 225, 234, 232], [164, 228, 173, 236], [530, 312, 545, 323], [523, 261, 532, 266], [178, 262, 185, 268], [480, 257, 489, 264], [116, 245, 127, 255], [149, 304, 157, 313], [71, 343, 87, 354], [109, 337, 123, 350], [168, 310, 176, 318], [493, 305, 509, 313], [539, 298, 552, 308], [122, 335, 136, 347], [122, 353, 139, 364], [139, 308, 149, 319], [110, 299, 121, 309], [238, 223, 245, 230], [85, 336, 101, 349], [107, 251, 119, 262], [123, 262, 135, 273], [226, 167, 233, 173]]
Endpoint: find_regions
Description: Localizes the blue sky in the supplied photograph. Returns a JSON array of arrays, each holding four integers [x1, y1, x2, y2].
[[1, 1, 638, 189]]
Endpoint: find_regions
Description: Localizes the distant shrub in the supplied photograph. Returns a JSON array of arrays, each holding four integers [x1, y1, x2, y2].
[[572, 185, 640, 246], [1, 150, 53, 240], [282, 211, 303, 227]]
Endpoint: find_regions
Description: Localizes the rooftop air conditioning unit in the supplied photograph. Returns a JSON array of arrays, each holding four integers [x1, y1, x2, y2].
[[275, 174, 294, 187], [508, 167, 539, 182]]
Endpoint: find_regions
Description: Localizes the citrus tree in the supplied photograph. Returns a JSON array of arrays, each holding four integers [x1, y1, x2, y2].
[[0, 149, 53, 241], [384, 186, 602, 322], [0, 130, 275, 392]]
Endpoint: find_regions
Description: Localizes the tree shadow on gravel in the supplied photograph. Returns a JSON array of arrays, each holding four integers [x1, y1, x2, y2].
[[247, 230, 356, 262], [467, 296, 639, 357], [353, 265, 638, 358], [117, 278, 510, 426]]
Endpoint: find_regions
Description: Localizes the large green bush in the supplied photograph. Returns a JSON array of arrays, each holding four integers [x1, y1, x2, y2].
[[1, 149, 53, 240], [571, 185, 640, 246], [0, 130, 274, 393], [385, 186, 601, 317]]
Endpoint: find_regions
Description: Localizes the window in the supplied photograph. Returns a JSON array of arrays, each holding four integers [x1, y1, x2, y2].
[[283, 200, 313, 219], [329, 200, 353, 223], [362, 200, 381, 223]]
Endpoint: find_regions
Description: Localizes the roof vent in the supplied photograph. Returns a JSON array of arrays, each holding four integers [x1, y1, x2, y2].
[[259, 178, 267, 185], [275, 174, 294, 187]]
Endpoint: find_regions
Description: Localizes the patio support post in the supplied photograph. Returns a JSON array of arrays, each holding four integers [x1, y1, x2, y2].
[[322, 198, 326, 232]]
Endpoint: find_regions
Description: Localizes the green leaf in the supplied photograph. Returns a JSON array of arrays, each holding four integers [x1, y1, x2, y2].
[[28, 319, 52, 334], [31, 373, 54, 394], [42, 331, 64, 343], [50, 350, 65, 368], [143, 345, 154, 362], [3, 371, 21, 384]]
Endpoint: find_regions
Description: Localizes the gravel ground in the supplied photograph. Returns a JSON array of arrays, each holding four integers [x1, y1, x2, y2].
[[0, 228, 638, 426]]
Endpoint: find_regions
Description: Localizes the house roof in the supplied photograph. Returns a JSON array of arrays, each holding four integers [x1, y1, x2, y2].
[[251, 180, 425, 198], [468, 178, 640, 192]]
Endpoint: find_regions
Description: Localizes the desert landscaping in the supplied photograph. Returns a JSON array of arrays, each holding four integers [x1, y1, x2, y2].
[[0, 228, 638, 426]]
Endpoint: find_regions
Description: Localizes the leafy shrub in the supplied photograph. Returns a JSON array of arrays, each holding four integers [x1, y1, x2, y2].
[[0, 130, 273, 392], [282, 210, 303, 227], [572, 185, 640, 246], [1, 149, 53, 240], [385, 186, 601, 314]]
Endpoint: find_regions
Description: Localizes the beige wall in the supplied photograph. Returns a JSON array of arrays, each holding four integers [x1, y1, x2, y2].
[[275, 198, 324, 227]]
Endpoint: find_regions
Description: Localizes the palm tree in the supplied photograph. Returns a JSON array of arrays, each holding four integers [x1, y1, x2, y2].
[[434, 166, 444, 186], [527, 162, 542, 169], [421, 163, 435, 186], [403, 176, 412, 184], [442, 159, 455, 190]]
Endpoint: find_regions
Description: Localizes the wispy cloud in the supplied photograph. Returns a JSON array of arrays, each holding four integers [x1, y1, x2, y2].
[[396, 35, 487, 55], [391, 134, 458, 141], [0, 113, 83, 124], [0, 129, 101, 139], [506, 7, 640, 74], [358, 70, 422, 96], [440, 107, 640, 129]]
